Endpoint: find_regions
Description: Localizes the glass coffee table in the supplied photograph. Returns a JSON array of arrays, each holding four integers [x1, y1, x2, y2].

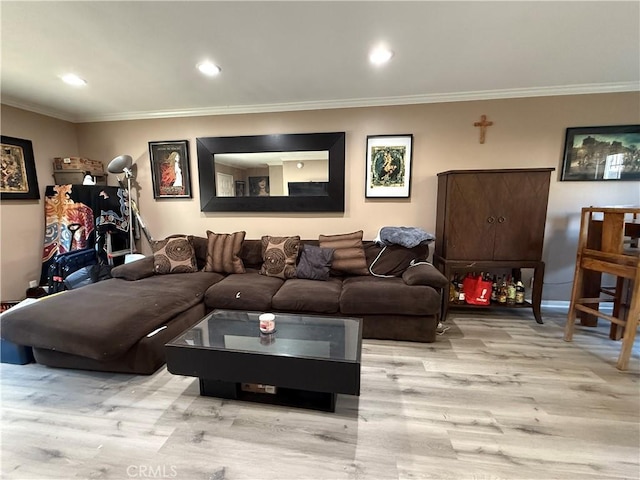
[[165, 310, 362, 412]]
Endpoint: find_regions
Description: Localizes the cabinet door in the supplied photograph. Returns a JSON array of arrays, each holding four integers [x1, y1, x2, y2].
[[492, 171, 550, 260], [444, 173, 501, 260]]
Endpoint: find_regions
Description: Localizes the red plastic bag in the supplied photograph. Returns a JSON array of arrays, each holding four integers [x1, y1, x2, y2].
[[463, 275, 492, 305]]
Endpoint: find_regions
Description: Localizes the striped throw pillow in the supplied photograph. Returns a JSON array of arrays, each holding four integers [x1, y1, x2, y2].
[[204, 231, 246, 274], [318, 230, 369, 275]]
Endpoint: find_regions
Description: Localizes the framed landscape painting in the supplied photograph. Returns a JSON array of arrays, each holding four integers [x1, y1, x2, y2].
[[0, 135, 40, 200], [365, 134, 413, 198], [561, 125, 640, 181]]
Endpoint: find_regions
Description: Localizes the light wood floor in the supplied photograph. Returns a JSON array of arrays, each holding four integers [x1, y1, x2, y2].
[[1, 308, 638, 480]]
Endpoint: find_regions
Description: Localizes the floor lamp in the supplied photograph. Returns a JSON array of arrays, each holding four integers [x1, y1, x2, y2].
[[107, 155, 136, 259]]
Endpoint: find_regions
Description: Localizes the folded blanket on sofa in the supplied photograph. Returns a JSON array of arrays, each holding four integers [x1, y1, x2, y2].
[[375, 226, 435, 248]]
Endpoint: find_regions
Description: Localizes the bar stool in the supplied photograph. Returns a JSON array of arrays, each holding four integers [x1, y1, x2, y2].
[[564, 206, 640, 371]]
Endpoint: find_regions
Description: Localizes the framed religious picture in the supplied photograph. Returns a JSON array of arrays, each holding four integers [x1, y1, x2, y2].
[[365, 134, 413, 198], [148, 140, 192, 198], [1, 135, 40, 200], [560, 125, 640, 181]]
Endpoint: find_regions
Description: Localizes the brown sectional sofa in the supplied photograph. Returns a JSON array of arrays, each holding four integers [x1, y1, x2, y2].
[[0, 235, 448, 375]]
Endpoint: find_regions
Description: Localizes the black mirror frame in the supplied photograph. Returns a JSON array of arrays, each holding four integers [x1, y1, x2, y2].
[[197, 132, 345, 212]]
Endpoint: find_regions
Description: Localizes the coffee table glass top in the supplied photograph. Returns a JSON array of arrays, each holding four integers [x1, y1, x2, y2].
[[167, 310, 362, 363]]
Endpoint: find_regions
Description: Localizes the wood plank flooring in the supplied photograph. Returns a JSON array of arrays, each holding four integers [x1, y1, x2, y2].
[[1, 308, 638, 480]]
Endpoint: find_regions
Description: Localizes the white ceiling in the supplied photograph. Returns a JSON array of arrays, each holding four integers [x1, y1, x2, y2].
[[1, 1, 639, 124]]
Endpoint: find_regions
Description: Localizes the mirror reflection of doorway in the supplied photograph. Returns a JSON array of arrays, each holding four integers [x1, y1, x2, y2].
[[216, 172, 234, 197]]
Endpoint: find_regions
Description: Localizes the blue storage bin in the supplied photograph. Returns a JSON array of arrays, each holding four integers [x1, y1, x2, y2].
[[1, 339, 34, 365]]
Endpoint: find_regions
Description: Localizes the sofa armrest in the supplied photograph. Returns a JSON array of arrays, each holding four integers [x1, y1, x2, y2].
[[402, 263, 449, 289], [111, 256, 155, 281]]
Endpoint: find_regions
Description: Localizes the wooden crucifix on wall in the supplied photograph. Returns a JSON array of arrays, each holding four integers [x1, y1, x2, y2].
[[474, 115, 493, 144]]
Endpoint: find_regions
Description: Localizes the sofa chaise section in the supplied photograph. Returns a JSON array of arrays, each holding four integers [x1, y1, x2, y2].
[[1, 271, 223, 374]]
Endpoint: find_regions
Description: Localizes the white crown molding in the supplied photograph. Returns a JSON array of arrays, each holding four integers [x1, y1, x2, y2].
[[0, 96, 78, 123], [3, 82, 639, 124]]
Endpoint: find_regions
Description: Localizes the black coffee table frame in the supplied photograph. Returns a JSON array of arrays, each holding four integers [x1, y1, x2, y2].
[[165, 310, 362, 412]]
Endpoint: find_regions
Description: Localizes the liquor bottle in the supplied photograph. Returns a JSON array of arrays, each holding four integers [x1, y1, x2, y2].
[[458, 275, 466, 303], [515, 280, 525, 304], [506, 275, 516, 305], [498, 275, 508, 304], [491, 274, 498, 302], [449, 275, 458, 303]]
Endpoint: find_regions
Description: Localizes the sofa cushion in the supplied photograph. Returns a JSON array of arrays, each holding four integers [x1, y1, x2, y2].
[[319, 230, 369, 275], [296, 244, 334, 280], [31, 302, 207, 375], [365, 242, 430, 277], [272, 278, 343, 314], [0, 272, 224, 362], [402, 263, 449, 288], [260, 235, 300, 279], [204, 230, 246, 274], [190, 235, 209, 271], [204, 271, 284, 311], [340, 276, 441, 316], [152, 236, 197, 274], [239, 240, 264, 269]]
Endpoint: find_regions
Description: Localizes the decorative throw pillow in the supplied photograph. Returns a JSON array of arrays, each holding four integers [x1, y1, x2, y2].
[[296, 244, 334, 281], [260, 235, 300, 279], [111, 255, 155, 280], [204, 230, 246, 274], [151, 236, 197, 274], [318, 230, 369, 275]]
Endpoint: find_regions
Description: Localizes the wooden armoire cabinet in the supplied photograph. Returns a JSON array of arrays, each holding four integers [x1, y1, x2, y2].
[[434, 168, 554, 323]]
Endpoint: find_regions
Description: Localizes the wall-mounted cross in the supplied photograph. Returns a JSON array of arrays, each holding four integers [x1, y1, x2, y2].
[[474, 115, 494, 144]]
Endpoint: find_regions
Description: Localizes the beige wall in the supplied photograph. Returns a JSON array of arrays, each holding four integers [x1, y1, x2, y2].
[[2, 92, 639, 301], [1, 105, 79, 299]]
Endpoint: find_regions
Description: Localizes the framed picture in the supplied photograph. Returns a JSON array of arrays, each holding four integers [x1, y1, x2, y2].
[[1, 135, 40, 200], [148, 140, 192, 198], [215, 172, 234, 197], [561, 125, 640, 181], [235, 180, 246, 197], [248, 176, 270, 197], [365, 134, 413, 198]]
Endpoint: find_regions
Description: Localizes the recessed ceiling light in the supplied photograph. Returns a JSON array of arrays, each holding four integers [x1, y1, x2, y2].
[[197, 61, 221, 76], [369, 47, 394, 65], [61, 74, 87, 86]]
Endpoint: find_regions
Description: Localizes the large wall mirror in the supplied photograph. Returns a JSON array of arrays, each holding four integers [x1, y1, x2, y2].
[[197, 132, 345, 212]]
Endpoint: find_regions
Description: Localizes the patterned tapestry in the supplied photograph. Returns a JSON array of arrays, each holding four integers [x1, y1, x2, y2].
[[40, 184, 129, 284]]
